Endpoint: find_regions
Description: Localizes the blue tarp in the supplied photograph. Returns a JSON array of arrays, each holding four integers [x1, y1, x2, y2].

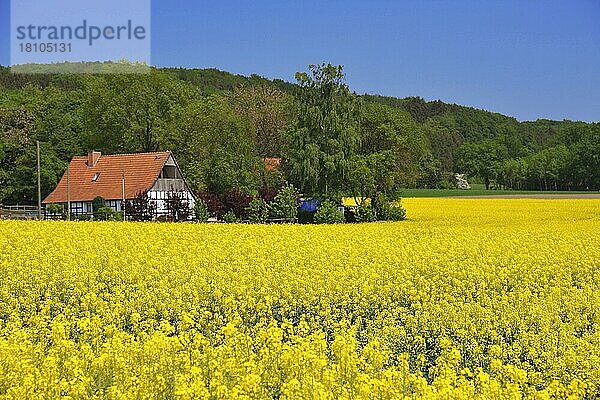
[[299, 198, 320, 212]]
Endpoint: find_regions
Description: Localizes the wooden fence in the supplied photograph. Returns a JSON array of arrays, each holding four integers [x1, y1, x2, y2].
[[0, 205, 297, 223], [0, 205, 44, 220]]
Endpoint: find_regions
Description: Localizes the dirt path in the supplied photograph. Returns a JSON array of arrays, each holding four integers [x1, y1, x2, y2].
[[450, 194, 600, 199]]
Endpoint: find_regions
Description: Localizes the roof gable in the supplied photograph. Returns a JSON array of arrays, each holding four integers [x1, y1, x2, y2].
[[43, 151, 172, 203]]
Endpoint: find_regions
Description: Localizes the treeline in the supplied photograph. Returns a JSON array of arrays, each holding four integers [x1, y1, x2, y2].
[[366, 95, 599, 190], [0, 63, 598, 206]]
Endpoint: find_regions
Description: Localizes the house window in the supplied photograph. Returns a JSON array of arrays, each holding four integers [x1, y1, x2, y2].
[[92, 172, 100, 182], [70, 202, 84, 215], [105, 200, 121, 211]]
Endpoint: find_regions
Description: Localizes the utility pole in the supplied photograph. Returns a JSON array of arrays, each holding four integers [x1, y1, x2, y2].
[[67, 165, 71, 221], [37, 141, 42, 220], [122, 169, 126, 220]]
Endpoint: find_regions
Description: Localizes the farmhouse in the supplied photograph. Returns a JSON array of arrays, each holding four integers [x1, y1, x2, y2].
[[43, 151, 195, 217]]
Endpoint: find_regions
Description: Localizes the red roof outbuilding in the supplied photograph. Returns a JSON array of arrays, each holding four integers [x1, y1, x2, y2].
[[264, 157, 281, 172]]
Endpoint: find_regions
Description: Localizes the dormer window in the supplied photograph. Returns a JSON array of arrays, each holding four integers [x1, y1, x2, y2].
[[92, 172, 100, 182]]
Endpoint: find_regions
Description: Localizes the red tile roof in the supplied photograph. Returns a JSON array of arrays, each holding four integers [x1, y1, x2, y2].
[[43, 151, 171, 204], [264, 157, 281, 172]]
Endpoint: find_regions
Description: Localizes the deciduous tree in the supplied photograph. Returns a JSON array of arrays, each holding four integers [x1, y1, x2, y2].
[[284, 63, 361, 197]]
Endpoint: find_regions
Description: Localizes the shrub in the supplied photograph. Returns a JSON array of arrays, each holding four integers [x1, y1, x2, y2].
[[75, 214, 91, 221], [314, 200, 345, 224], [258, 187, 279, 203], [165, 191, 192, 222], [92, 196, 105, 213], [297, 209, 316, 224], [46, 203, 63, 214], [223, 187, 253, 220], [387, 203, 407, 221], [194, 200, 210, 222], [197, 191, 225, 219], [269, 184, 299, 222], [96, 206, 115, 221], [246, 198, 268, 224], [344, 207, 357, 223], [222, 211, 240, 223], [112, 211, 124, 221], [125, 191, 156, 221], [92, 196, 107, 220], [373, 193, 407, 221], [46, 203, 65, 220], [355, 203, 376, 223]]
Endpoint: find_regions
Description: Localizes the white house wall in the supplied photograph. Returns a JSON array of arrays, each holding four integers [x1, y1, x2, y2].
[[148, 187, 195, 216], [148, 155, 195, 216]]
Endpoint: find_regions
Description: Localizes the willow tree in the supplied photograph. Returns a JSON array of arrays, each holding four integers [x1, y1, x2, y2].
[[284, 63, 361, 198]]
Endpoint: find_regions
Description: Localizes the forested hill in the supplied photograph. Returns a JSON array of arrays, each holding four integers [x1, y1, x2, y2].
[[366, 94, 578, 146], [364, 94, 598, 183], [0, 65, 296, 94], [0, 64, 598, 205]]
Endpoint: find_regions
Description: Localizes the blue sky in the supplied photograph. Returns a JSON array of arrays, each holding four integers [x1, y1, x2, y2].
[[1, 0, 599, 122]]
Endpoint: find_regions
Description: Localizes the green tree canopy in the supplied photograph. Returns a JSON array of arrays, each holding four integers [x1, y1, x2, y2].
[[455, 139, 509, 189], [174, 94, 261, 195], [228, 85, 291, 158], [80, 71, 196, 153], [284, 63, 361, 197]]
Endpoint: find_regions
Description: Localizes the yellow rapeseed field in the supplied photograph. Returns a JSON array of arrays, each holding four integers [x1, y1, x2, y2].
[[0, 198, 599, 399]]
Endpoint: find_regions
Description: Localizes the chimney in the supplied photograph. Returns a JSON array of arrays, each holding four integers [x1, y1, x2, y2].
[[87, 151, 101, 167]]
